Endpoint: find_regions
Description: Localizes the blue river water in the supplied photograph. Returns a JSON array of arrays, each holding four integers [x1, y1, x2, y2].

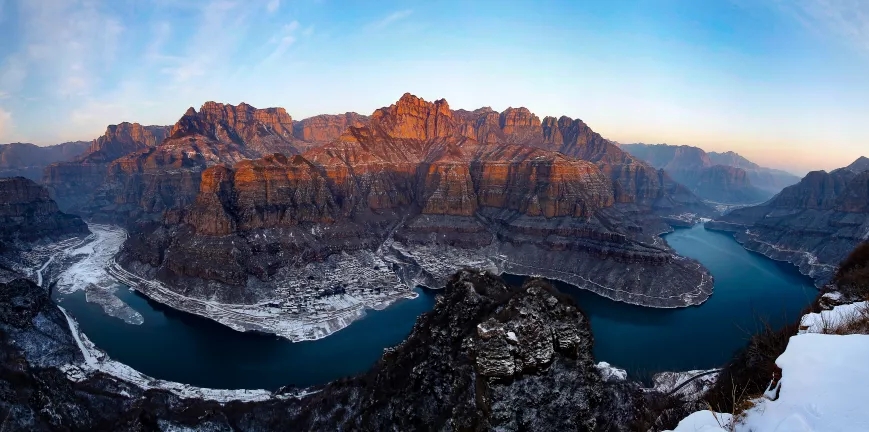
[[55, 224, 816, 389]]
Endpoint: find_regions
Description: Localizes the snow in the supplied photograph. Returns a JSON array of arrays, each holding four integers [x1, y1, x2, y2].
[[652, 369, 719, 400], [669, 410, 732, 432], [57, 305, 316, 403], [736, 334, 869, 432], [595, 362, 627, 382], [670, 333, 869, 431], [40, 224, 144, 325], [799, 301, 868, 334], [506, 331, 518, 343]]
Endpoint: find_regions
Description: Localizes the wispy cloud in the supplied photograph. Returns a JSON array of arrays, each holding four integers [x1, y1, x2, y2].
[[0, 107, 12, 141], [0, 55, 26, 95], [261, 21, 300, 65], [13, 0, 126, 98], [366, 9, 413, 31], [775, 0, 869, 54], [267, 0, 280, 14]]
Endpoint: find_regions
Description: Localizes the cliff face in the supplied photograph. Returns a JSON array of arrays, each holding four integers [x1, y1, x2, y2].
[[118, 94, 712, 311], [0, 177, 89, 281], [0, 177, 88, 245], [77, 102, 345, 223], [621, 143, 799, 203], [0, 272, 647, 431], [708, 157, 869, 285], [0, 141, 90, 181], [292, 112, 368, 150], [43, 123, 171, 211], [81, 123, 171, 163]]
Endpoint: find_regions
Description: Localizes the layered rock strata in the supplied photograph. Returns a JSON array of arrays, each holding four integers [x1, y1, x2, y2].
[[117, 94, 712, 338], [77, 102, 330, 223], [43, 123, 171, 211], [707, 157, 869, 285], [292, 112, 368, 150], [0, 271, 649, 431]]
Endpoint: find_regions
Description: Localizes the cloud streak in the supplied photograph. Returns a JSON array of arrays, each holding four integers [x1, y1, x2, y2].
[[267, 0, 280, 14], [366, 9, 413, 31], [776, 0, 869, 54]]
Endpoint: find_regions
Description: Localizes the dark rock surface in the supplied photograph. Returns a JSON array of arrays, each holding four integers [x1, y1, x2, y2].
[[0, 177, 89, 282], [707, 157, 869, 285], [0, 141, 90, 181], [0, 272, 651, 431], [620, 143, 799, 203], [0, 177, 88, 248]]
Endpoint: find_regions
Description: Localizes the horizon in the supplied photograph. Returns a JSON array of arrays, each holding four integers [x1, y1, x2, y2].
[[1, 1, 868, 175]]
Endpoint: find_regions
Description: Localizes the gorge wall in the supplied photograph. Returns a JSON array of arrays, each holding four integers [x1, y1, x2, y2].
[[117, 94, 714, 320], [0, 177, 89, 281], [707, 157, 869, 285]]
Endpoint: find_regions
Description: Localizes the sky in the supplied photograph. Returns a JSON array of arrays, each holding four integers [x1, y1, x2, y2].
[[0, 0, 867, 175]]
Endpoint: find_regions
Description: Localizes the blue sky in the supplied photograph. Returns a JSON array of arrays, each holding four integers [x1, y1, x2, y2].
[[0, 0, 867, 174]]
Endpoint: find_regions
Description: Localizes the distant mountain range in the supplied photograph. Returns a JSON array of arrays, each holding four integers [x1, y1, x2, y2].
[[707, 156, 869, 285], [619, 143, 801, 204], [0, 141, 91, 181]]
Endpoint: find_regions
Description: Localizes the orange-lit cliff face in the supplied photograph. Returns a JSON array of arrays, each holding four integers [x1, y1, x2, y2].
[[183, 93, 618, 236], [48, 93, 702, 222], [113, 93, 713, 311]]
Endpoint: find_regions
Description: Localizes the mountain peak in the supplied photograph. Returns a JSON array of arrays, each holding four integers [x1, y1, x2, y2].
[[845, 156, 869, 173]]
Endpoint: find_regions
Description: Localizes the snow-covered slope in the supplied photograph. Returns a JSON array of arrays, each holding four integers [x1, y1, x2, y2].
[[669, 302, 869, 432]]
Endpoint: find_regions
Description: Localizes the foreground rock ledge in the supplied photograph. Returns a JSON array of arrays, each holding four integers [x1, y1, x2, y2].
[[1, 271, 650, 431]]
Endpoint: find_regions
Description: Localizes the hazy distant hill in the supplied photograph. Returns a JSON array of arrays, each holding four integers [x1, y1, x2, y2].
[[0, 141, 90, 181], [620, 143, 800, 204]]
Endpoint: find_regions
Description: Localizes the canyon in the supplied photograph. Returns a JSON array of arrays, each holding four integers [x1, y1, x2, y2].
[[707, 156, 869, 286], [0, 270, 661, 431], [620, 143, 800, 204], [94, 94, 716, 340]]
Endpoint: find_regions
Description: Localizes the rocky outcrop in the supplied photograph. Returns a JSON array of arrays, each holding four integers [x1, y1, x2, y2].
[[0, 272, 649, 431], [43, 123, 170, 211], [78, 102, 332, 223], [0, 177, 89, 281], [0, 141, 90, 181], [81, 123, 171, 163], [707, 150, 802, 194], [292, 112, 368, 150], [118, 94, 712, 315], [0, 177, 88, 246], [707, 157, 869, 285], [620, 143, 791, 204]]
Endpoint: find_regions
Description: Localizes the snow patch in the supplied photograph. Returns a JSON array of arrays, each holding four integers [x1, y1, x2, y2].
[[800, 301, 869, 334], [670, 334, 869, 431], [595, 362, 627, 382]]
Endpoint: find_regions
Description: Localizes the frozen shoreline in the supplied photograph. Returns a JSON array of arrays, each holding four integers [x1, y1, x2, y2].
[[57, 305, 315, 402], [107, 260, 419, 342]]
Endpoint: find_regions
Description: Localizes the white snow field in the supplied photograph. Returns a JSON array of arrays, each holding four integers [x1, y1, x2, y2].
[[669, 303, 869, 432]]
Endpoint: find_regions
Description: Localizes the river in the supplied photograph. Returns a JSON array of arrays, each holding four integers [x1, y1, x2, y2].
[[55, 224, 816, 389]]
